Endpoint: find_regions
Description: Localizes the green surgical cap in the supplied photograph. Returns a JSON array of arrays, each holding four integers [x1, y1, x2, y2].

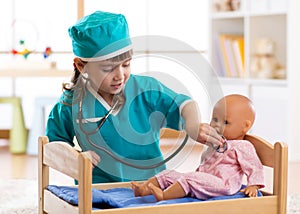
[[68, 11, 132, 61]]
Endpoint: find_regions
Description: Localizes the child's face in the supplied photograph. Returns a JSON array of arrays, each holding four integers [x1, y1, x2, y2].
[[210, 99, 247, 140], [85, 57, 131, 98]]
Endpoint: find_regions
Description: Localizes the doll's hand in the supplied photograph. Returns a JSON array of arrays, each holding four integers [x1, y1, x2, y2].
[[197, 123, 224, 146], [82, 150, 101, 167], [240, 185, 260, 197]]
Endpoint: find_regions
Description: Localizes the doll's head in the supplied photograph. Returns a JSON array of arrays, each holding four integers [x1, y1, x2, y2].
[[210, 94, 255, 140]]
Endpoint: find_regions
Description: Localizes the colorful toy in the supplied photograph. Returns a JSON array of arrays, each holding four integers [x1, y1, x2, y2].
[[43, 47, 52, 59], [11, 40, 52, 59], [11, 40, 32, 59]]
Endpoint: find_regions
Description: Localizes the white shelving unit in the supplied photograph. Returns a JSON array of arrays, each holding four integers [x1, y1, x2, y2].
[[209, 0, 287, 80], [209, 0, 300, 161]]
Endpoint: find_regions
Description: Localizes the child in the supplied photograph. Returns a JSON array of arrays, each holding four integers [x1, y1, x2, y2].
[[131, 94, 265, 201], [45, 10, 223, 183]]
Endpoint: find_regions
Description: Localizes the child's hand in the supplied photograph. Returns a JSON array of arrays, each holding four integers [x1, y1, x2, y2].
[[197, 123, 224, 146], [240, 185, 260, 197], [82, 150, 101, 167]]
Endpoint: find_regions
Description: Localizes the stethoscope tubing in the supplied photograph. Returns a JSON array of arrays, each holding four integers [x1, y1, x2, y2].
[[82, 129, 189, 169], [77, 77, 190, 169]]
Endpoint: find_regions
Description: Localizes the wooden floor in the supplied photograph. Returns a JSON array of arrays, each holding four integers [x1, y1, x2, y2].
[[1, 139, 300, 195], [0, 140, 73, 185]]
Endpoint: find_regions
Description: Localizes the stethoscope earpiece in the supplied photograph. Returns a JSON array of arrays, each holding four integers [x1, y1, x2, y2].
[[82, 72, 88, 79]]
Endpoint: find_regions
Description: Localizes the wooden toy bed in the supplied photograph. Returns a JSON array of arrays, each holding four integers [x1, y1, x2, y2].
[[38, 134, 288, 214]]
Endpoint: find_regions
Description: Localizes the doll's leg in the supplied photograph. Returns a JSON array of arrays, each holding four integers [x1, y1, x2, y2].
[[149, 181, 186, 201], [131, 177, 160, 196]]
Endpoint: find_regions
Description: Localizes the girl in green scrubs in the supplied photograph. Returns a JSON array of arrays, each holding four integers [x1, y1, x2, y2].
[[46, 11, 223, 183]]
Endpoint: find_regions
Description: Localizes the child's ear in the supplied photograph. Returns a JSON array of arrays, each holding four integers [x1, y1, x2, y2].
[[74, 58, 85, 72], [243, 120, 252, 133]]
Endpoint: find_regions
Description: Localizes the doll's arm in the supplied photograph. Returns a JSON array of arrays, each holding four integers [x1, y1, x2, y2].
[[240, 185, 260, 197], [236, 142, 265, 193]]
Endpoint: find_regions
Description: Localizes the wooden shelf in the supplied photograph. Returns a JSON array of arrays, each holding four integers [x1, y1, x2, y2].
[[211, 11, 245, 19]]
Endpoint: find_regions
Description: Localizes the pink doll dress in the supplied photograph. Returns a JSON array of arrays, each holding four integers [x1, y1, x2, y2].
[[155, 140, 265, 200]]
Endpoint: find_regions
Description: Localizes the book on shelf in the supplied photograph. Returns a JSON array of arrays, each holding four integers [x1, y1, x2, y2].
[[217, 34, 231, 77], [214, 35, 226, 77], [232, 36, 245, 77], [216, 33, 245, 78]]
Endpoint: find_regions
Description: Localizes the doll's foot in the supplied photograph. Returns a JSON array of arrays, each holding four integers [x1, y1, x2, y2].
[[148, 183, 164, 201], [131, 181, 151, 197]]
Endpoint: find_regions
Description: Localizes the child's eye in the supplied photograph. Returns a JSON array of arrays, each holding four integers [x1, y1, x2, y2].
[[101, 67, 113, 72], [224, 120, 229, 125], [123, 62, 130, 67], [122, 59, 131, 68]]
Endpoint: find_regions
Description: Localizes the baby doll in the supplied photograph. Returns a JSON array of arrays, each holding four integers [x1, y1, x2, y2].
[[131, 94, 264, 201]]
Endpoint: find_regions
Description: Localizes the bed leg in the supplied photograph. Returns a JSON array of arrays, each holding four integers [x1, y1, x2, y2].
[[274, 142, 288, 214], [78, 153, 93, 214], [38, 136, 50, 214]]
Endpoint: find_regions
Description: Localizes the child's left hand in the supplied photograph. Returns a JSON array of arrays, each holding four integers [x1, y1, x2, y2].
[[240, 185, 260, 197], [82, 150, 101, 168]]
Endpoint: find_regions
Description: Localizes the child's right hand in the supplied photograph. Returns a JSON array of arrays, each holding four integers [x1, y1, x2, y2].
[[82, 150, 101, 167], [197, 123, 224, 147]]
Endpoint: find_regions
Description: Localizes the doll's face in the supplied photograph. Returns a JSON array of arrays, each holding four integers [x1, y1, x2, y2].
[[210, 96, 254, 140]]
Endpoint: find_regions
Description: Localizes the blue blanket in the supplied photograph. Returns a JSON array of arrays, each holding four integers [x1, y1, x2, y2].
[[47, 185, 262, 210]]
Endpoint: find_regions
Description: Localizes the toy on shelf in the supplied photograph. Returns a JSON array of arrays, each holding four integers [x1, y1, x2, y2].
[[11, 40, 52, 60], [250, 38, 286, 79], [11, 40, 32, 59], [9, 19, 38, 59], [9, 19, 52, 60], [213, 0, 241, 12], [43, 47, 52, 59]]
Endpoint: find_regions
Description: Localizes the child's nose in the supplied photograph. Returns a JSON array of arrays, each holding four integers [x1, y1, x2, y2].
[[113, 66, 125, 80]]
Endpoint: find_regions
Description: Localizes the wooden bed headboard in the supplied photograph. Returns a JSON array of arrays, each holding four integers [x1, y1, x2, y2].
[[244, 134, 275, 167], [245, 134, 288, 214]]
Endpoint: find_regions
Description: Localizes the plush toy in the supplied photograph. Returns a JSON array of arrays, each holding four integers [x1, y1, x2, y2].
[[213, 0, 241, 12], [250, 38, 286, 79]]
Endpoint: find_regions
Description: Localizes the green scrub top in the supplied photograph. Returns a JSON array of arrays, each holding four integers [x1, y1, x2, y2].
[[46, 74, 191, 183]]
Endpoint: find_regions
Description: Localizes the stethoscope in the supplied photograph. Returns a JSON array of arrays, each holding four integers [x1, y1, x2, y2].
[[215, 136, 228, 153], [77, 77, 190, 169], [77, 76, 227, 169]]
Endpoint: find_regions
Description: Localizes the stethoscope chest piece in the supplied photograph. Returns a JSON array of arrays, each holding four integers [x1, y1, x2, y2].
[[216, 136, 228, 153]]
